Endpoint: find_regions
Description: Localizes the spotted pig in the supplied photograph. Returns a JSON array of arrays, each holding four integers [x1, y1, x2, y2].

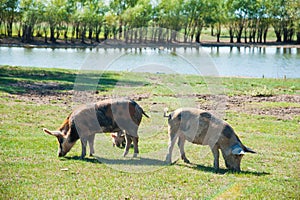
[[165, 108, 256, 172], [43, 99, 149, 158]]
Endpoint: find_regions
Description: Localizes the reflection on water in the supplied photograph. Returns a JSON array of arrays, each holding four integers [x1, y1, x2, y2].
[[0, 46, 299, 78], [203, 46, 299, 78]]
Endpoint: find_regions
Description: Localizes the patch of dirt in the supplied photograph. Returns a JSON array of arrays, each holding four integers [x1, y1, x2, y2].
[[195, 94, 300, 120], [2, 89, 151, 109], [4, 89, 299, 121]]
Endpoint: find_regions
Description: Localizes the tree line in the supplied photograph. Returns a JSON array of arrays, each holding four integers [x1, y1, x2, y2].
[[1, 0, 299, 44]]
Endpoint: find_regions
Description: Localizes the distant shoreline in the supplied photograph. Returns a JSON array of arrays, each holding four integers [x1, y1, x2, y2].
[[1, 37, 299, 49]]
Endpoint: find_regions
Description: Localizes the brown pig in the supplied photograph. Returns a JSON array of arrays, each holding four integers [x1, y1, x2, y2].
[[165, 108, 256, 172], [43, 99, 149, 158]]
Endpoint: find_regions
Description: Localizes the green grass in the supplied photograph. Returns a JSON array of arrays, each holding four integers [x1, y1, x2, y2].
[[0, 66, 299, 199]]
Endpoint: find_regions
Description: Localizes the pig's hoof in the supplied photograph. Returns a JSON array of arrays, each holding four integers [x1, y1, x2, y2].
[[133, 153, 138, 158], [165, 160, 172, 165], [123, 151, 129, 157], [183, 158, 190, 164], [165, 156, 172, 164]]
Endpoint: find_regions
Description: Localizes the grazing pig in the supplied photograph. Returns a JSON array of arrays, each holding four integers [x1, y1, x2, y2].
[[111, 131, 126, 147], [43, 99, 149, 158], [165, 108, 256, 172]]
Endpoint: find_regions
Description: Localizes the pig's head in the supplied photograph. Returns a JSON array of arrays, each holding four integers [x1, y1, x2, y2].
[[222, 144, 256, 172], [111, 131, 126, 148], [43, 128, 76, 157]]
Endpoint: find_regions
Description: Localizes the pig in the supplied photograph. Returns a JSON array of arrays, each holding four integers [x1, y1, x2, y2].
[[43, 99, 149, 158], [111, 131, 126, 148], [164, 108, 256, 172]]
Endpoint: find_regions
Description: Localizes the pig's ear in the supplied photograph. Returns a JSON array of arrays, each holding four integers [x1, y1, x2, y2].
[[232, 145, 245, 155], [111, 134, 116, 138], [43, 128, 63, 138], [243, 146, 256, 154]]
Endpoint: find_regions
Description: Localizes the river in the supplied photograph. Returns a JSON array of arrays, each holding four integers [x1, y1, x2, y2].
[[0, 46, 299, 78]]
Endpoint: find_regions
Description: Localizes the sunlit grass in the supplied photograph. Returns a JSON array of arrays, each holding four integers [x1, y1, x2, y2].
[[0, 66, 299, 199]]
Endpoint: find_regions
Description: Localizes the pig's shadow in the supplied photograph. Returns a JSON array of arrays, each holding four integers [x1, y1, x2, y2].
[[64, 155, 168, 166], [63, 156, 269, 176], [95, 156, 168, 166], [177, 163, 270, 176], [63, 156, 100, 163]]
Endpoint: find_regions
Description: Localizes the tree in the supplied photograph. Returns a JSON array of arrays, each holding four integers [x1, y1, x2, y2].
[[104, 11, 118, 40], [110, 0, 139, 39], [122, 0, 152, 43], [269, 0, 299, 43], [44, 0, 69, 43], [19, 0, 43, 42], [182, 0, 206, 43], [232, 0, 249, 43], [156, 0, 186, 42], [204, 0, 226, 42], [80, 0, 106, 43], [1, 0, 19, 36]]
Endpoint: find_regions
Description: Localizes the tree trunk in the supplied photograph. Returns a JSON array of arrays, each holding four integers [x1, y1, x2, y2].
[[135, 28, 138, 43], [144, 27, 148, 43], [88, 27, 93, 39], [251, 29, 256, 43], [71, 25, 75, 43], [273, 21, 282, 42], [50, 26, 56, 43], [17, 23, 21, 38], [64, 27, 68, 43], [283, 26, 288, 42], [95, 25, 101, 43], [7, 22, 13, 37], [244, 28, 247, 43], [22, 25, 33, 43], [44, 27, 48, 43], [81, 27, 86, 43], [56, 28, 60, 39], [184, 27, 188, 43], [236, 28, 243, 43], [158, 28, 162, 43], [76, 25, 79, 39], [124, 27, 129, 43], [104, 26, 108, 40], [195, 30, 201, 43], [216, 23, 221, 43], [139, 28, 143, 43], [275, 30, 281, 42], [263, 27, 268, 43], [229, 27, 234, 43], [119, 22, 122, 40]]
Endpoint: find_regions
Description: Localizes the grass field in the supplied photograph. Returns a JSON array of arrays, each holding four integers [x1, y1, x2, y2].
[[0, 66, 299, 199]]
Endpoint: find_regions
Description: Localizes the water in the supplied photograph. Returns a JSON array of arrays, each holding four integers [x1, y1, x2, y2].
[[0, 46, 299, 78]]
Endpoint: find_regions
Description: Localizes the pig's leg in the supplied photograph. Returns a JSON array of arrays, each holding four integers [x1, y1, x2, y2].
[[178, 135, 190, 163], [88, 134, 95, 156], [211, 145, 220, 170], [165, 132, 179, 163], [80, 137, 87, 158], [132, 136, 139, 157], [123, 134, 132, 157]]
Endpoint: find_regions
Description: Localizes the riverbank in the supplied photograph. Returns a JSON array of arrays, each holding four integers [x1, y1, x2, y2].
[[0, 65, 299, 199], [1, 36, 300, 49]]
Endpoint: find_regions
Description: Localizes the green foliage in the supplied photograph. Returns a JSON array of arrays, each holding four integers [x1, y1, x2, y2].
[[1, 0, 299, 43]]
